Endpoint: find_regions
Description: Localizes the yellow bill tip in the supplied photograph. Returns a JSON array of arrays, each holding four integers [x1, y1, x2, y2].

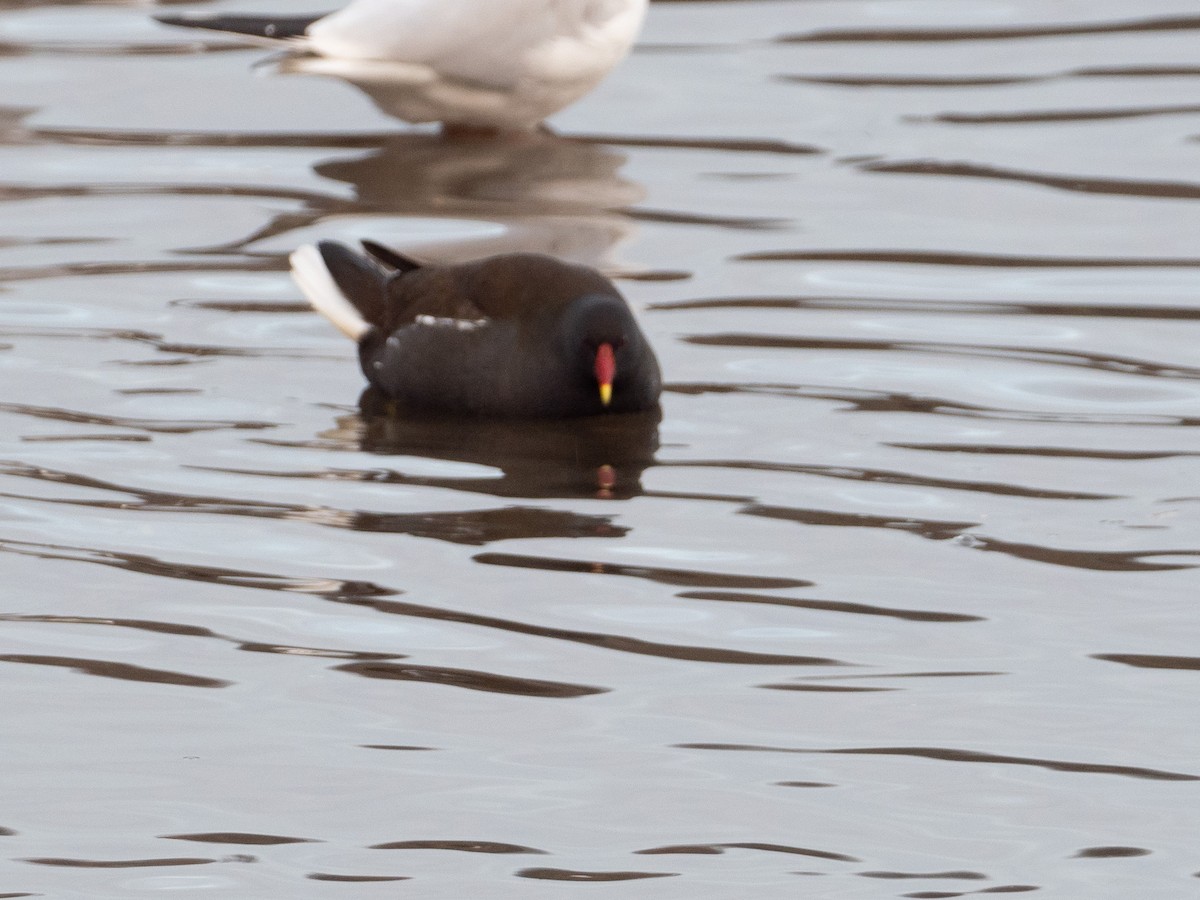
[[599, 382, 613, 406]]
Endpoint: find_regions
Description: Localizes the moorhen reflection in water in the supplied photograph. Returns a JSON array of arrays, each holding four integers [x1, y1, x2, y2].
[[347, 387, 660, 500]]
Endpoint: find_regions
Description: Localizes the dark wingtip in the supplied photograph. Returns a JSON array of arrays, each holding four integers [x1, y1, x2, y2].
[[154, 13, 319, 40], [362, 240, 424, 274]]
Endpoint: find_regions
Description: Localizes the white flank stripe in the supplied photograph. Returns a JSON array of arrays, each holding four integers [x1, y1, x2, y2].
[[289, 244, 372, 341], [414, 314, 487, 331]]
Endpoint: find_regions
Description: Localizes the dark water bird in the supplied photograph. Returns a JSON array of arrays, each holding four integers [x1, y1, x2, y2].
[[290, 241, 662, 417], [156, 0, 648, 132]]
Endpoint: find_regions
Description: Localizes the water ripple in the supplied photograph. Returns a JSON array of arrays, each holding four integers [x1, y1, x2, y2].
[[669, 458, 1116, 500], [677, 743, 1200, 781], [0, 404, 275, 434], [888, 443, 1199, 461], [667, 383, 1200, 427], [654, 295, 1200, 321], [0, 462, 626, 543], [516, 867, 678, 881], [742, 506, 1200, 572], [860, 158, 1200, 202], [473, 551, 810, 589], [369, 840, 544, 853], [334, 661, 607, 698], [22, 857, 215, 868], [1092, 654, 1200, 670], [161, 833, 318, 845], [779, 14, 1200, 44], [737, 249, 1200, 269], [0, 538, 840, 666], [679, 590, 983, 623], [0, 613, 404, 662], [637, 842, 859, 862], [924, 103, 1200, 125], [0, 653, 229, 688]]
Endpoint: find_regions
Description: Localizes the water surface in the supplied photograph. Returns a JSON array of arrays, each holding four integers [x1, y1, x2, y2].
[[1, 0, 1199, 896]]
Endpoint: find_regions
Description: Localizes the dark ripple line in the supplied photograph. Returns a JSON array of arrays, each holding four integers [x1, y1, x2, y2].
[[370, 840, 544, 853], [686, 331, 1200, 383], [21, 857, 214, 868], [773, 670, 1005, 682], [0, 403, 275, 434], [338, 593, 845, 666], [0, 536, 385, 598], [308, 873, 410, 882], [1073, 846, 1151, 858], [665, 457, 1116, 500], [667, 381, 1200, 427], [517, 868, 677, 881], [0, 538, 835, 666], [335, 661, 607, 698], [28, 126, 391, 149], [738, 249, 1200, 268], [473, 551, 811, 589], [573, 132, 823, 155], [860, 158, 1200, 201], [0, 179, 342, 208], [652, 294, 1200, 320], [23, 125, 822, 156], [785, 65, 1200, 89], [676, 743, 1200, 781], [744, 505, 1199, 572], [967, 535, 1198, 572], [779, 14, 1200, 43], [0, 258, 285, 283], [0, 653, 229, 688], [0, 39, 250, 59], [743, 503, 976, 541], [859, 870, 988, 880], [622, 206, 789, 230], [784, 73, 1036, 88], [761, 683, 893, 693], [1092, 653, 1200, 670], [925, 104, 1200, 125], [889, 443, 1199, 460], [680, 590, 983, 623], [162, 832, 317, 845], [0, 613, 403, 662], [1, 321, 330, 361], [0, 462, 624, 544], [637, 842, 858, 862]]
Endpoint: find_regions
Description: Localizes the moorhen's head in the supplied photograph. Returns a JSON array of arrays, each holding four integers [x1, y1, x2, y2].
[[558, 292, 648, 410], [453, 252, 662, 415]]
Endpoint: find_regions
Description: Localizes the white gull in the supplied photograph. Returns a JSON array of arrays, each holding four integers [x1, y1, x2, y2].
[[159, 0, 648, 131]]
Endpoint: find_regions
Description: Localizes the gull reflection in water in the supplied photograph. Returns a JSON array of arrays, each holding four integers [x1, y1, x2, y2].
[[303, 129, 644, 269]]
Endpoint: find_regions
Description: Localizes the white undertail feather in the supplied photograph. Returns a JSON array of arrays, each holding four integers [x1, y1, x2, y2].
[[289, 244, 372, 341]]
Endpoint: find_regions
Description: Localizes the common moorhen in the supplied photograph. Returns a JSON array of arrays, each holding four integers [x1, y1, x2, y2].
[[290, 241, 662, 418], [156, 0, 647, 131]]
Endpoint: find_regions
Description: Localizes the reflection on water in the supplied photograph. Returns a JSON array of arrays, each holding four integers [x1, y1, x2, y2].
[[1, 0, 1200, 896], [264, 130, 644, 268]]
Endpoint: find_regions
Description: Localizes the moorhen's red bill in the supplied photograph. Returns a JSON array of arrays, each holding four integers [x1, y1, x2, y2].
[[291, 240, 662, 417]]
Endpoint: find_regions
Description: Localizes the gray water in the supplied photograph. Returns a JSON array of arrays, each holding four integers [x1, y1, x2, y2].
[[1, 0, 1199, 896]]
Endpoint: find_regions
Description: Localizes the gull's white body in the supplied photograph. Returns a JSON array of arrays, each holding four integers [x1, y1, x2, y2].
[[284, 0, 647, 128]]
